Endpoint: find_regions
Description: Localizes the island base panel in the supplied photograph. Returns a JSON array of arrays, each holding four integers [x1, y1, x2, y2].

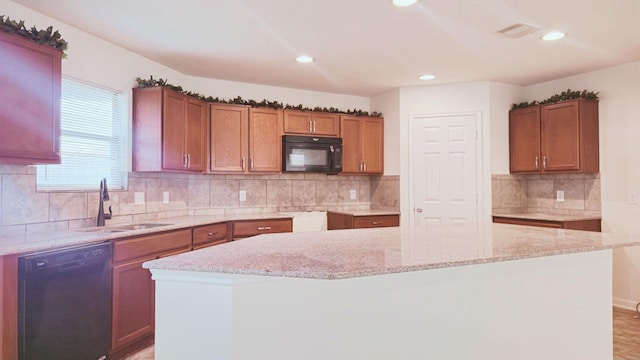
[[152, 250, 612, 360]]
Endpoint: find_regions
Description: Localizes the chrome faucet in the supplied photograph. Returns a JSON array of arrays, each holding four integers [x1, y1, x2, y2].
[[97, 178, 112, 226]]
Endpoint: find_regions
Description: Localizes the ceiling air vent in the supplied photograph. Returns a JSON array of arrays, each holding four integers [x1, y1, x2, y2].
[[497, 23, 541, 39]]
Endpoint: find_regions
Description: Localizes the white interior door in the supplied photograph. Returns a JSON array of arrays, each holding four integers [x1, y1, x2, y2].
[[410, 112, 479, 225]]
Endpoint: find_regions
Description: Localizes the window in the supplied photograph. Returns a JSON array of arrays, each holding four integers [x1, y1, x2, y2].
[[37, 77, 126, 191]]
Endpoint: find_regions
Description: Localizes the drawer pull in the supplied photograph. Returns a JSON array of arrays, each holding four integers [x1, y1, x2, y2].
[[372, 221, 382, 225], [207, 232, 217, 237], [257, 226, 272, 231]]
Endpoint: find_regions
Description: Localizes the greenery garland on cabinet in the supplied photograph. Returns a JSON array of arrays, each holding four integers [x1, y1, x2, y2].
[[0, 15, 68, 57], [511, 89, 599, 110], [136, 76, 383, 117]]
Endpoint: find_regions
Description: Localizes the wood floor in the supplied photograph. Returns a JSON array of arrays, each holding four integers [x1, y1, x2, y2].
[[124, 307, 640, 360]]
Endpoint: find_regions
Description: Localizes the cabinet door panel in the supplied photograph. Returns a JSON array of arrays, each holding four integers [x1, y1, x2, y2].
[[184, 98, 207, 171], [509, 107, 541, 173], [361, 117, 384, 174], [162, 90, 186, 170], [248, 108, 282, 173], [0, 32, 61, 163], [340, 116, 362, 174], [311, 113, 340, 136], [541, 101, 580, 171], [210, 104, 248, 172], [283, 111, 312, 135], [111, 258, 154, 351]]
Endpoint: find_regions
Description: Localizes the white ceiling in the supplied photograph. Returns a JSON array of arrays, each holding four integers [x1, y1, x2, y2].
[[11, 0, 640, 96]]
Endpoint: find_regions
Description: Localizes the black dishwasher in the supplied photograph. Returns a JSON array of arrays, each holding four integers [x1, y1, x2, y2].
[[18, 242, 112, 360]]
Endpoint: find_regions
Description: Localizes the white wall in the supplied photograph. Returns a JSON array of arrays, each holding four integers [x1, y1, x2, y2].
[[524, 61, 640, 309], [397, 82, 493, 225], [489, 83, 525, 174], [371, 89, 400, 176]]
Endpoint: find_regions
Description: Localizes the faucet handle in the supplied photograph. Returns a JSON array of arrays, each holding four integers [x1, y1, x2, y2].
[[105, 205, 112, 220]]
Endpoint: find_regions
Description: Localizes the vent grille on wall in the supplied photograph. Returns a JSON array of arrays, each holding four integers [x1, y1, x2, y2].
[[497, 23, 542, 38]]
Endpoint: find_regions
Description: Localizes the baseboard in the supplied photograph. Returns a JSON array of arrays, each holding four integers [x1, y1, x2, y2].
[[613, 297, 639, 311]]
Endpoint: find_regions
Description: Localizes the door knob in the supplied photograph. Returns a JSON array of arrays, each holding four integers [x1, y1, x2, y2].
[[416, 208, 423, 213]]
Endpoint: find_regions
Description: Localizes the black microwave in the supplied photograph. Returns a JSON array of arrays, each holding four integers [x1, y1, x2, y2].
[[282, 135, 342, 174]]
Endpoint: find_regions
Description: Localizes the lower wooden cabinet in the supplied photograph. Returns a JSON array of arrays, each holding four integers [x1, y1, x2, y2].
[[327, 211, 399, 230], [492, 216, 601, 232], [193, 223, 229, 249], [110, 229, 191, 355]]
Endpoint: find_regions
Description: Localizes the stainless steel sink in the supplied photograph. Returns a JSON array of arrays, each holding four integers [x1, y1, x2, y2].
[[113, 223, 172, 231], [75, 223, 172, 233]]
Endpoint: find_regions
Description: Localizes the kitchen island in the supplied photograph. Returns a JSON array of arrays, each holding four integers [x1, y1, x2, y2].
[[144, 223, 639, 360]]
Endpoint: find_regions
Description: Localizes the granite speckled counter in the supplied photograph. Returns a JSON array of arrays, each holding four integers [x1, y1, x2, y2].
[[143, 222, 637, 279], [0, 213, 293, 255]]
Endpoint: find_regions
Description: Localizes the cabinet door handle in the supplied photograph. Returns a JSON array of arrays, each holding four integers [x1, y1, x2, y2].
[[313, 120, 316, 133], [242, 157, 245, 171], [183, 154, 188, 168], [309, 120, 313, 133], [363, 161, 367, 172], [187, 153, 191, 169], [257, 226, 272, 231], [543, 156, 547, 170], [250, 157, 254, 170], [207, 232, 217, 237], [535, 156, 539, 170]]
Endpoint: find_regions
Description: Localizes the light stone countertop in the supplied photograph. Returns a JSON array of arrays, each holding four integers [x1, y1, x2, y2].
[[328, 210, 400, 216], [143, 223, 640, 280], [0, 213, 293, 256], [493, 213, 601, 221]]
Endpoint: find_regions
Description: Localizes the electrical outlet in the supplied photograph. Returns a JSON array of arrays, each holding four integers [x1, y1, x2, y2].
[[134, 192, 145, 205], [629, 191, 638, 204], [350, 189, 357, 200], [556, 190, 564, 202], [239, 190, 247, 202], [163, 191, 169, 204]]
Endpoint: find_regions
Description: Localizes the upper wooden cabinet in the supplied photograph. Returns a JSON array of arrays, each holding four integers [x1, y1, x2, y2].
[[209, 104, 282, 173], [0, 32, 61, 164], [340, 116, 384, 174], [509, 99, 599, 174], [283, 110, 340, 137], [132, 87, 208, 172]]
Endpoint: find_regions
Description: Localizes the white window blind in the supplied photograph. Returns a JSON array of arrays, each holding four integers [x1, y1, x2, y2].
[[37, 77, 126, 191]]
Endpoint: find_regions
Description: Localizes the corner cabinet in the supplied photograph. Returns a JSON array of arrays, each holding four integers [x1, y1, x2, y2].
[[209, 104, 282, 174], [509, 99, 599, 174], [0, 32, 61, 164], [283, 110, 340, 137], [340, 116, 384, 174], [132, 87, 208, 172]]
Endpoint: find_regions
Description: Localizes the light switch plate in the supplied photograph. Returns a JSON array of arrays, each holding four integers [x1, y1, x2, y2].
[[134, 192, 145, 205], [163, 191, 169, 204], [556, 190, 564, 202], [239, 190, 247, 202], [350, 189, 357, 200]]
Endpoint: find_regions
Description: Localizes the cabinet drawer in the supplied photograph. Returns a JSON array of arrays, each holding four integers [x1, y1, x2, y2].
[[113, 229, 192, 263], [193, 223, 228, 247], [232, 218, 292, 238], [353, 215, 399, 229], [492, 217, 562, 229]]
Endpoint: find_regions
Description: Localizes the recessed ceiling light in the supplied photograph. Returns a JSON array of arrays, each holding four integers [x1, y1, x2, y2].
[[419, 74, 435, 80], [393, 0, 418, 6], [542, 31, 565, 41], [296, 55, 314, 63]]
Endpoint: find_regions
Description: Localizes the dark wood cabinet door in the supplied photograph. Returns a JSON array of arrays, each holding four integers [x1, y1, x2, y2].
[[360, 117, 384, 174], [340, 116, 362, 174], [111, 257, 155, 352], [161, 89, 186, 171], [509, 106, 541, 173], [0, 32, 61, 164], [209, 104, 248, 172], [541, 100, 580, 172], [248, 108, 282, 173], [184, 97, 207, 171]]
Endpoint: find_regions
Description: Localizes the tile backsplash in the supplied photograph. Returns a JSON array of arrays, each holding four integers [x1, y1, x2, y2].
[[492, 173, 601, 216], [0, 165, 399, 237]]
